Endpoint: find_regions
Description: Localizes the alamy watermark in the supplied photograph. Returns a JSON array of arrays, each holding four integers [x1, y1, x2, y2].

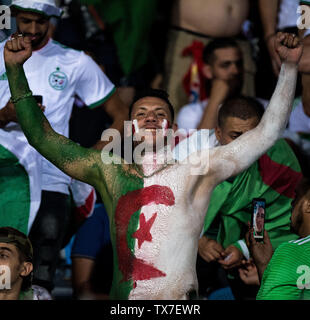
[[297, 265, 310, 290], [0, 265, 11, 290], [298, 5, 310, 30], [0, 6, 11, 30], [100, 122, 211, 176]]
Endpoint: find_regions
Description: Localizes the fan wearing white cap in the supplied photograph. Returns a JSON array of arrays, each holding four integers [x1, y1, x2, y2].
[[10, 0, 62, 18], [9, 0, 61, 50], [0, 0, 128, 293]]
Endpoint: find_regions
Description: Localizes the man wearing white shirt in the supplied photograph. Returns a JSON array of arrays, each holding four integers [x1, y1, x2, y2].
[[0, 0, 127, 292]]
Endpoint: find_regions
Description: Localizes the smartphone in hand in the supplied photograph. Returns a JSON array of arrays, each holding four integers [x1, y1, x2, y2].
[[251, 198, 266, 241]]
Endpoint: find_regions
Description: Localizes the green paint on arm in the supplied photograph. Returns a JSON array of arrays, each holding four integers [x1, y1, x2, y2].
[[6, 64, 102, 188]]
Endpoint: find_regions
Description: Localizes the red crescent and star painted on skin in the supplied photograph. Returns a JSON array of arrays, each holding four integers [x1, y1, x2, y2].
[[132, 212, 158, 249], [115, 185, 175, 286]]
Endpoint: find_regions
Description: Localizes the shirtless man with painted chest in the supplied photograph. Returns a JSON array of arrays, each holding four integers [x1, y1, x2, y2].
[[4, 33, 301, 299]]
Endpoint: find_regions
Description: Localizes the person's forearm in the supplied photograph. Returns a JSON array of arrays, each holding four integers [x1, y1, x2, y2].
[[5, 63, 100, 186], [197, 99, 221, 130], [212, 62, 298, 183], [259, 0, 278, 39], [258, 62, 297, 141], [5, 64, 49, 148]]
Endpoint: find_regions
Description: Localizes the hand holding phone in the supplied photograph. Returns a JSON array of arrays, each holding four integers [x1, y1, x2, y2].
[[251, 198, 266, 241]]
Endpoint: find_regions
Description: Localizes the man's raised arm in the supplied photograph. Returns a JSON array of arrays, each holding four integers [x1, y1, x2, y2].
[[4, 36, 102, 188], [209, 33, 303, 185]]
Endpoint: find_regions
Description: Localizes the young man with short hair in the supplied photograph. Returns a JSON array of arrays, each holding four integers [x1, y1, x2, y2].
[[177, 38, 244, 131]]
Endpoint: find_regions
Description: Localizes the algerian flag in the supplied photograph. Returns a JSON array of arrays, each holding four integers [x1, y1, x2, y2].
[[203, 138, 302, 251], [0, 126, 96, 235], [0, 127, 41, 234], [106, 130, 213, 299]]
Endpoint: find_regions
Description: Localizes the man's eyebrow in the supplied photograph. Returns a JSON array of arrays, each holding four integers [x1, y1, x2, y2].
[[220, 58, 243, 64], [229, 131, 243, 135], [0, 247, 12, 253], [154, 107, 167, 112], [136, 106, 167, 111]]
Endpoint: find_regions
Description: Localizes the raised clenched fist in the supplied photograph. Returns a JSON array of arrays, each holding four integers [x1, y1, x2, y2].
[[274, 32, 303, 65], [4, 34, 32, 67]]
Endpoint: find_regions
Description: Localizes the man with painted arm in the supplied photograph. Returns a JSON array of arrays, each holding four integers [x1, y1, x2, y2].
[[0, 0, 128, 293], [3, 32, 302, 299]]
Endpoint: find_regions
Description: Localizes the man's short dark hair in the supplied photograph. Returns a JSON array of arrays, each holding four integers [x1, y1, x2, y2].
[[129, 88, 175, 122], [203, 38, 240, 65], [218, 96, 265, 128]]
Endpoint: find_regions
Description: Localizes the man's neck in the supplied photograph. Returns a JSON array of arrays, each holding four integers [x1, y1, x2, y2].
[[142, 145, 171, 163], [134, 146, 172, 177], [298, 226, 310, 239]]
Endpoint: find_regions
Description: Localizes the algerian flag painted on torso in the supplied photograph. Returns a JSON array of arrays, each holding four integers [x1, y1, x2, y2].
[[99, 131, 213, 299]]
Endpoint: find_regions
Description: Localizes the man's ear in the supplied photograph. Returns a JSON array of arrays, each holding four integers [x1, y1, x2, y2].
[[172, 123, 178, 132], [20, 262, 33, 277], [202, 64, 213, 79]]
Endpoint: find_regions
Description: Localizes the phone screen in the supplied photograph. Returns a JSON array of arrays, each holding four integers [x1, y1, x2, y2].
[[252, 198, 266, 240]]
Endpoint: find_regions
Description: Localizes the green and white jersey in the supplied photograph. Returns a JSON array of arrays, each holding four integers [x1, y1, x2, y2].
[[257, 235, 310, 300], [0, 38, 115, 195]]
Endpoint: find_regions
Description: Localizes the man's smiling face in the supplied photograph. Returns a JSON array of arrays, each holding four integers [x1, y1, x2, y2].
[[130, 96, 175, 148]]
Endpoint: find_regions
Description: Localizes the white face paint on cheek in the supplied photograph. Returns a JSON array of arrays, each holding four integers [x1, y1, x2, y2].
[[161, 119, 168, 136], [133, 119, 139, 134]]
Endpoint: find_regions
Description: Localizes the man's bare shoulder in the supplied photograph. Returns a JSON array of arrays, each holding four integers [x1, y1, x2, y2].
[[94, 149, 124, 171]]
